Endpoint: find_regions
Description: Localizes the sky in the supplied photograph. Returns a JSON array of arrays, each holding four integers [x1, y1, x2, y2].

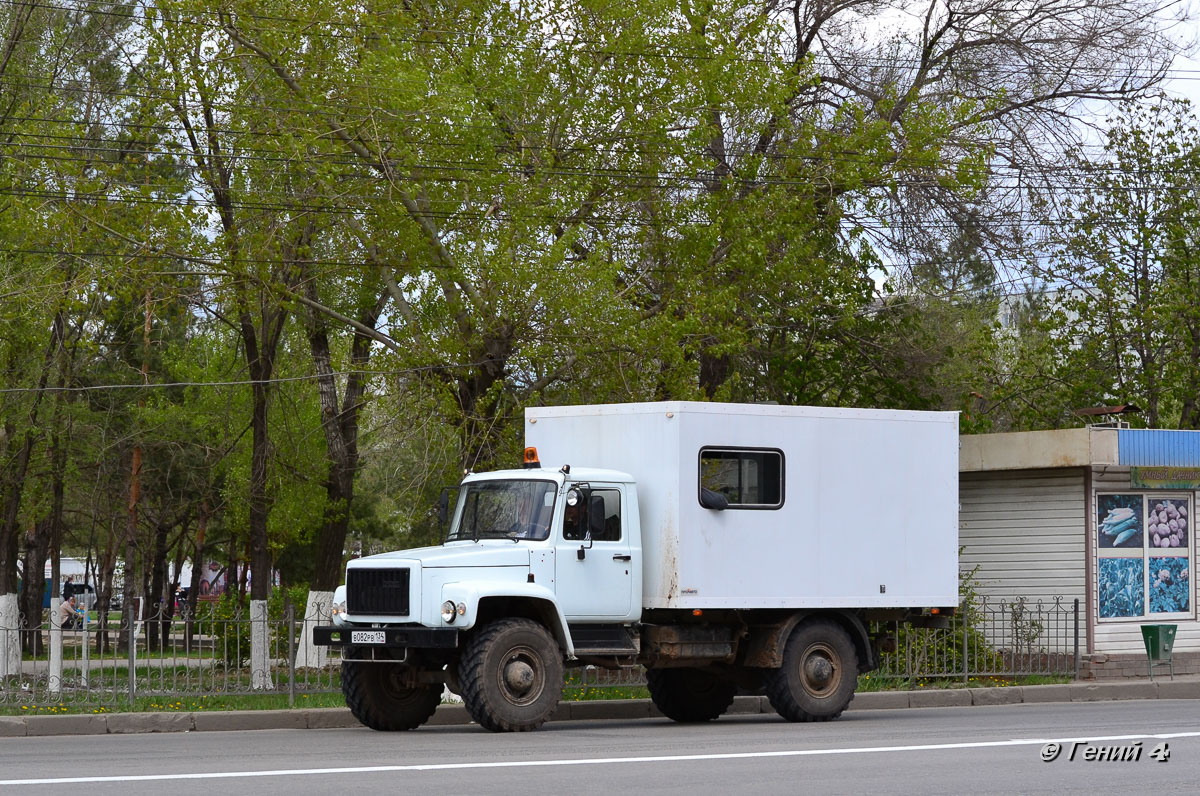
[[1163, 3, 1200, 105]]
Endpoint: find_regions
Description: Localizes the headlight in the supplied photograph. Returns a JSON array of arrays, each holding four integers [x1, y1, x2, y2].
[[441, 600, 467, 623], [331, 599, 348, 626]]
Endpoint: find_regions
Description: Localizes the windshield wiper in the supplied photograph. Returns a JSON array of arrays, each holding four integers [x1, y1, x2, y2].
[[475, 529, 518, 541], [449, 529, 522, 542]]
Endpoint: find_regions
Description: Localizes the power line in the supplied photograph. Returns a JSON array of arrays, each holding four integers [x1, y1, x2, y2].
[[8, 115, 1197, 179], [0, 0, 1189, 82], [0, 364, 456, 395]]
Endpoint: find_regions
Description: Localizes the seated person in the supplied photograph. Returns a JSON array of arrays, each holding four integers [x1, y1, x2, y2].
[[57, 595, 81, 630], [563, 500, 583, 539]]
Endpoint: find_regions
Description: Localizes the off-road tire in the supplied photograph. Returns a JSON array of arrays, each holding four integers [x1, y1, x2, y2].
[[764, 619, 858, 722], [460, 618, 563, 732], [646, 667, 736, 722], [341, 655, 441, 731]]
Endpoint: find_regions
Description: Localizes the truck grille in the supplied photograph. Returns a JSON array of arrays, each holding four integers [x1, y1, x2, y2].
[[346, 568, 410, 616]]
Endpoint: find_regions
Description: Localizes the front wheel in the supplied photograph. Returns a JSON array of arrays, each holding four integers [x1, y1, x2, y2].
[[764, 619, 858, 722], [460, 618, 564, 732], [341, 657, 442, 731]]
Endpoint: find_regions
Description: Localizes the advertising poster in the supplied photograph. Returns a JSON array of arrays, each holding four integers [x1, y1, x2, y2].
[[1145, 498, 1189, 550], [1097, 493, 1193, 621], [1097, 494, 1143, 549], [1149, 557, 1190, 614], [1098, 557, 1144, 618]]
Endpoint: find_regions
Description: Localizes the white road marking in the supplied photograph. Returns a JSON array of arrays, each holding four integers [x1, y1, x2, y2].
[[3, 730, 1199, 786]]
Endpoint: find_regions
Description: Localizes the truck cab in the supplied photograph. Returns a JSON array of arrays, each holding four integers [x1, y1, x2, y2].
[[445, 465, 641, 625], [315, 456, 645, 731]]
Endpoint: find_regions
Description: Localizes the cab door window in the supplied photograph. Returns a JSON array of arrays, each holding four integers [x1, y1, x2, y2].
[[563, 488, 622, 541]]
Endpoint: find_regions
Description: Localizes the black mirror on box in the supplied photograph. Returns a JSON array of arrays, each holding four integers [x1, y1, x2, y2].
[[700, 487, 729, 511]]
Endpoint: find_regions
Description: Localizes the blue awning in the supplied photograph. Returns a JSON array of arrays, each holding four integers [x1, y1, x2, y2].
[[1118, 429, 1200, 466]]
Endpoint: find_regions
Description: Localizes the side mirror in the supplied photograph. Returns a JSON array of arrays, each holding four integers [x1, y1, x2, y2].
[[700, 487, 729, 511], [438, 489, 450, 525], [565, 485, 593, 557]]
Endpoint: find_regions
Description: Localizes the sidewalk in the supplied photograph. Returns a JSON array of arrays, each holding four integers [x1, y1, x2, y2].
[[4, 677, 1200, 737]]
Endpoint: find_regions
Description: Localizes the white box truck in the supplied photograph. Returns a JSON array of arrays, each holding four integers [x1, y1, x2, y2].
[[314, 402, 959, 732]]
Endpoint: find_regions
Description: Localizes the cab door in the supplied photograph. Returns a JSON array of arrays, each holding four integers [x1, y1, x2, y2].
[[554, 486, 633, 619]]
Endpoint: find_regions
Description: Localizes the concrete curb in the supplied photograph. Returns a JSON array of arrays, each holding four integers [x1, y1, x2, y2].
[[5, 679, 1199, 737]]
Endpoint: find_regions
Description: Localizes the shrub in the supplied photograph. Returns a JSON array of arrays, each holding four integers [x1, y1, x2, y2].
[[872, 563, 1002, 680]]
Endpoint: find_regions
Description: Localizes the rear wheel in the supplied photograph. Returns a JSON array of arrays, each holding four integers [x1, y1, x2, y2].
[[460, 619, 563, 732], [646, 667, 736, 722], [341, 655, 442, 731], [764, 619, 858, 722]]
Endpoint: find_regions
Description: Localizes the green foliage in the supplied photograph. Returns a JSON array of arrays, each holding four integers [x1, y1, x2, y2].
[[1045, 98, 1200, 429], [873, 564, 1004, 682], [2, 0, 1190, 609], [193, 585, 309, 667], [195, 594, 249, 667]]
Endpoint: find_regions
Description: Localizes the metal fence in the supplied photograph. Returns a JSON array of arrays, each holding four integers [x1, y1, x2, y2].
[[574, 596, 1081, 694], [0, 602, 343, 710], [1, 596, 1079, 709], [873, 596, 1081, 683]]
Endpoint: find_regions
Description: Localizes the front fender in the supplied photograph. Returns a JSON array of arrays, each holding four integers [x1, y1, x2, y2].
[[441, 580, 574, 656]]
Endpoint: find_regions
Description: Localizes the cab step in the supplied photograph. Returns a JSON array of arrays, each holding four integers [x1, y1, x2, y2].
[[568, 623, 640, 654]]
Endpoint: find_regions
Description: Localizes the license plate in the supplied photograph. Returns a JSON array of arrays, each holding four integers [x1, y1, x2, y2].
[[351, 630, 386, 645]]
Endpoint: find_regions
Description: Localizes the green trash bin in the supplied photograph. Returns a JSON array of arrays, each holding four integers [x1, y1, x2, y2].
[[1141, 624, 1177, 679]]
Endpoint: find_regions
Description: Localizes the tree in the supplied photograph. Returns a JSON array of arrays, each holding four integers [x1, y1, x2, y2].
[[216, 0, 670, 460], [1042, 98, 1200, 428], [0, 0, 146, 673], [636, 0, 1185, 405]]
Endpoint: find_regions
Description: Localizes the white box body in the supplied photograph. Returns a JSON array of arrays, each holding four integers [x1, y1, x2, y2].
[[526, 402, 959, 610]]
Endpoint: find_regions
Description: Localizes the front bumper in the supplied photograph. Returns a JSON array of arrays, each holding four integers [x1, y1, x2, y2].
[[313, 625, 459, 649]]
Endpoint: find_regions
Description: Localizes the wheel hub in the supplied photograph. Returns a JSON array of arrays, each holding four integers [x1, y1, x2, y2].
[[504, 659, 536, 695], [803, 654, 834, 688]]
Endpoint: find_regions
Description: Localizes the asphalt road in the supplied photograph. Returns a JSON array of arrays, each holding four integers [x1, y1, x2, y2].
[[1, 701, 1198, 794]]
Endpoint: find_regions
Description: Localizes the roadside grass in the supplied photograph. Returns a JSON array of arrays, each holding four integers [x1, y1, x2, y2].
[[562, 667, 649, 701], [1, 669, 1072, 716], [562, 685, 652, 701], [857, 672, 1071, 691], [1, 685, 649, 715], [0, 692, 348, 716], [7, 663, 336, 684]]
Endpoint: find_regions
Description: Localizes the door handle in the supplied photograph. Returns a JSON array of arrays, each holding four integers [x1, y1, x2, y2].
[[612, 554, 632, 561]]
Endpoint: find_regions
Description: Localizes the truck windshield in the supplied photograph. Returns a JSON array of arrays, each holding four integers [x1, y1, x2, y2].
[[445, 480, 557, 542]]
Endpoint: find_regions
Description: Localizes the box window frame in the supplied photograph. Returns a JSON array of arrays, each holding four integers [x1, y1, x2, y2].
[[697, 446, 785, 510]]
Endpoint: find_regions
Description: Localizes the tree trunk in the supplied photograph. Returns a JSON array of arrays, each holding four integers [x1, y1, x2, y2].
[[19, 519, 51, 656], [246, 351, 274, 688], [167, 524, 187, 643], [454, 326, 515, 471], [247, 368, 272, 604], [120, 291, 152, 652], [147, 519, 170, 650], [0, 312, 63, 676], [698, 351, 731, 399], [185, 503, 207, 648], [307, 283, 387, 592], [0, 421, 37, 596], [93, 517, 119, 655]]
